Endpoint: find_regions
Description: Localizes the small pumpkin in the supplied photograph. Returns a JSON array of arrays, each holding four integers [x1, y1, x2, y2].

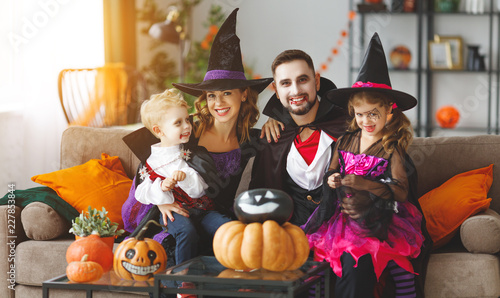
[[66, 234, 114, 272], [436, 105, 460, 129], [66, 254, 104, 283], [213, 220, 310, 272], [113, 220, 167, 281], [234, 189, 294, 225]]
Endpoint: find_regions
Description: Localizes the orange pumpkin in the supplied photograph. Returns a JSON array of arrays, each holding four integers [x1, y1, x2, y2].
[[66, 254, 104, 283], [213, 220, 310, 272], [66, 234, 114, 272], [436, 105, 460, 128], [113, 220, 167, 281]]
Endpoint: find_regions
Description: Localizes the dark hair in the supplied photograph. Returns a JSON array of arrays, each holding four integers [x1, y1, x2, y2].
[[271, 49, 315, 75]]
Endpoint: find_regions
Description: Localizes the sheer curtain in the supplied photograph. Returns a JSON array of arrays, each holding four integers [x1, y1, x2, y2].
[[0, 1, 105, 190]]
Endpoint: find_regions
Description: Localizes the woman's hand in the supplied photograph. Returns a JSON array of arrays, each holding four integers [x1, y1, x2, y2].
[[158, 202, 189, 226], [327, 173, 342, 189], [260, 118, 285, 143]]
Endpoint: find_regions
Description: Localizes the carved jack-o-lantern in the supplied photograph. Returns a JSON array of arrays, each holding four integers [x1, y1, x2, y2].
[[234, 189, 293, 225], [113, 220, 166, 281]]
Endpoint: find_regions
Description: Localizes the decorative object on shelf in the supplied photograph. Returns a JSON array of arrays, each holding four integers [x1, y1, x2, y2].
[[390, 45, 412, 69], [113, 220, 167, 281], [428, 39, 452, 70], [466, 44, 486, 71], [436, 106, 460, 128], [436, 0, 459, 12], [437, 35, 464, 70], [234, 189, 293, 226], [464, 0, 485, 14], [213, 220, 310, 272], [392, 0, 405, 12], [404, 0, 417, 12], [66, 254, 104, 283], [358, 0, 387, 12], [69, 206, 125, 246], [66, 234, 114, 272]]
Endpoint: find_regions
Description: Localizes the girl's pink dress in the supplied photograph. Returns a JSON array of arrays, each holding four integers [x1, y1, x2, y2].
[[306, 130, 424, 279]]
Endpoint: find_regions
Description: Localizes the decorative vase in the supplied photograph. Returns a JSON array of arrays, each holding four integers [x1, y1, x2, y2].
[[466, 45, 480, 70]]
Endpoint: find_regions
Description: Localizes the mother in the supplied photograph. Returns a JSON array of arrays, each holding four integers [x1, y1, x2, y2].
[[121, 8, 273, 259]]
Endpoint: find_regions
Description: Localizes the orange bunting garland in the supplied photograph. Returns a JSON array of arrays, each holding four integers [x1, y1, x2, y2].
[[317, 11, 356, 74]]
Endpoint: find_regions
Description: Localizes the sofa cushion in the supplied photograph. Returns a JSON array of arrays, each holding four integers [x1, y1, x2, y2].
[[21, 202, 71, 240], [424, 252, 500, 297], [31, 153, 132, 229], [418, 164, 493, 249], [460, 209, 500, 254]]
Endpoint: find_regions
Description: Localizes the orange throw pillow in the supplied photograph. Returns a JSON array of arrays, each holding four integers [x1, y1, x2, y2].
[[31, 153, 132, 229], [419, 164, 493, 249]]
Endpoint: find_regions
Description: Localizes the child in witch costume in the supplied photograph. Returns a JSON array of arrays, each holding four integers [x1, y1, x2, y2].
[[121, 8, 273, 268], [304, 33, 432, 297]]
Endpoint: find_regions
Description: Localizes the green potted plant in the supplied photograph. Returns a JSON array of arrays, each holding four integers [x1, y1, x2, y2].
[[69, 206, 125, 248]]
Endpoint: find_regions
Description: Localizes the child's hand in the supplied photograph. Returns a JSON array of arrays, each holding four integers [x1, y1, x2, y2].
[[158, 202, 189, 226], [171, 170, 186, 182], [161, 178, 176, 192], [327, 173, 342, 189]]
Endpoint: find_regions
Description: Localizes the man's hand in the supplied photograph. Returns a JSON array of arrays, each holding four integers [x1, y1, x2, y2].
[[260, 118, 285, 143], [171, 170, 186, 182], [158, 202, 189, 226]]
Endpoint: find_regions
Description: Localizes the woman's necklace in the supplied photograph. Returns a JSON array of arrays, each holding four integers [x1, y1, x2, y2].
[[138, 149, 191, 181]]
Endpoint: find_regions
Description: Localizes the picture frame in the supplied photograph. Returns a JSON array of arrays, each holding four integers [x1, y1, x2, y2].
[[436, 35, 464, 70], [428, 40, 452, 70]]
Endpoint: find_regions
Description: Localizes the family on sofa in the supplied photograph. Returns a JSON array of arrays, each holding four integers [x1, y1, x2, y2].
[[5, 7, 500, 298], [119, 8, 431, 298]]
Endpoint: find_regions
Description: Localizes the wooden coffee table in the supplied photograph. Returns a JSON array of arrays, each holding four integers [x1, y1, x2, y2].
[[42, 270, 154, 298]]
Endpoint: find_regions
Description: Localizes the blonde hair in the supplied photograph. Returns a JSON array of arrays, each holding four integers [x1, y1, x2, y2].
[[140, 88, 189, 138], [347, 91, 413, 153], [192, 87, 259, 144]]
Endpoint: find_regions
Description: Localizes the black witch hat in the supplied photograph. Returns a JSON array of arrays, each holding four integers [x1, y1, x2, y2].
[[172, 8, 272, 97], [325, 32, 417, 111]]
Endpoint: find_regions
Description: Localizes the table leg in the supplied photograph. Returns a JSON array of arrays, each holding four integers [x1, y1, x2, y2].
[[324, 267, 330, 298]]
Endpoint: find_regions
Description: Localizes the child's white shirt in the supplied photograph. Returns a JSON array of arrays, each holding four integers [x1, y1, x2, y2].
[[135, 143, 208, 205]]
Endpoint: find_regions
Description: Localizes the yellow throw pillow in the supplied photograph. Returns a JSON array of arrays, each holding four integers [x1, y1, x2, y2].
[[418, 164, 493, 249], [31, 153, 132, 229]]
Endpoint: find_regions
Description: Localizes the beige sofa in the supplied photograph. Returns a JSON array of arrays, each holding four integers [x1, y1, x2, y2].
[[1, 126, 500, 298]]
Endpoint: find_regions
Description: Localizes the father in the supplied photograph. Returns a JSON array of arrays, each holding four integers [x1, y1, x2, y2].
[[249, 49, 378, 297]]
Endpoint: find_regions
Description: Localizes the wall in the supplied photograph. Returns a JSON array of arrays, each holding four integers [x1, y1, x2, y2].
[[182, 0, 498, 135]]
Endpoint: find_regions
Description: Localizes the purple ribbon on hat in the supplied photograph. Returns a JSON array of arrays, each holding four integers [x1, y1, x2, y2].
[[352, 81, 398, 109], [204, 69, 247, 81]]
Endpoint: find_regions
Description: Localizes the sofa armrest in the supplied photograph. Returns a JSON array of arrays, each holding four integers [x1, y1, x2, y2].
[[460, 208, 500, 254], [0, 205, 27, 298]]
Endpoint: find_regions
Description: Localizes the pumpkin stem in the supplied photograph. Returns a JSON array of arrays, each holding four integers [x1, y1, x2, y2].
[[81, 254, 89, 262], [136, 220, 164, 241]]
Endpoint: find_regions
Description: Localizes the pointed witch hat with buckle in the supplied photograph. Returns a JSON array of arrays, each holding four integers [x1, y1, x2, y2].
[[172, 8, 272, 97], [325, 32, 417, 111]]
